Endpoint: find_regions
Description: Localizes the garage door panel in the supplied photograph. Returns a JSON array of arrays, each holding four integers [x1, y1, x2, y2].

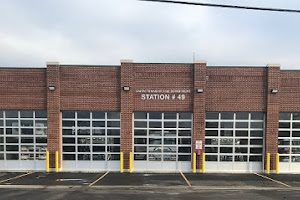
[[134, 161, 148, 171], [35, 161, 47, 170], [205, 112, 264, 173], [62, 111, 120, 172], [134, 161, 192, 172], [106, 161, 120, 171], [134, 112, 192, 172], [147, 162, 164, 171], [161, 161, 177, 171], [76, 161, 92, 170], [5, 161, 21, 171], [20, 160, 35, 169], [206, 162, 263, 172], [278, 113, 300, 173], [0, 110, 47, 171], [177, 162, 191, 172], [0, 161, 4, 170], [62, 161, 78, 171]]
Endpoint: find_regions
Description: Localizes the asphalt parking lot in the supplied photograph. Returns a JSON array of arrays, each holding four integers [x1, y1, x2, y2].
[[267, 174, 300, 187], [0, 171, 299, 188], [0, 172, 300, 199]]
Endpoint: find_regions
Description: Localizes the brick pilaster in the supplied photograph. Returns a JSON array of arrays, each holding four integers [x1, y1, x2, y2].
[[120, 60, 134, 170], [265, 64, 281, 172], [46, 62, 62, 169], [193, 61, 207, 170]]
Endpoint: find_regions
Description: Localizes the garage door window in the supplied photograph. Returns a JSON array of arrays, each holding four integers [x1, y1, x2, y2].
[[278, 113, 300, 162], [0, 110, 47, 161], [62, 111, 120, 161], [134, 112, 192, 162], [205, 112, 264, 162]]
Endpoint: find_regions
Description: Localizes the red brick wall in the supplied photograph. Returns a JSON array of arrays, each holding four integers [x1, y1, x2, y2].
[[206, 67, 267, 112], [280, 71, 300, 112], [60, 66, 120, 111], [133, 64, 193, 112], [47, 64, 62, 168], [265, 66, 281, 171], [0, 68, 47, 110], [120, 62, 133, 170], [192, 62, 206, 170]]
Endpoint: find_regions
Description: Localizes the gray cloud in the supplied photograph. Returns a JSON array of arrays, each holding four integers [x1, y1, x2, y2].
[[0, 0, 300, 69]]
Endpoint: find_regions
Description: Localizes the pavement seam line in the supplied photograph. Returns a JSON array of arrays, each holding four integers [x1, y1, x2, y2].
[[89, 171, 110, 187], [180, 171, 191, 187], [0, 172, 34, 184], [254, 172, 291, 188]]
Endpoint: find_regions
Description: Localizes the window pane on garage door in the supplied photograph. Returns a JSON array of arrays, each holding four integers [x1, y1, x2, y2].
[[62, 111, 120, 161], [134, 112, 192, 163], [0, 111, 47, 170], [205, 112, 264, 164]]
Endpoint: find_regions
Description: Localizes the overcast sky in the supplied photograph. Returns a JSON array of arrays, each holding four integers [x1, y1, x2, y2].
[[1, 0, 300, 69]]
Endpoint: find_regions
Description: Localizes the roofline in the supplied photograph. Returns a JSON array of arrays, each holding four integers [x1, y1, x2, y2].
[[1, 64, 300, 70], [281, 69, 300, 71], [133, 63, 194, 65], [207, 66, 266, 68], [0, 67, 46, 69], [60, 65, 120, 67]]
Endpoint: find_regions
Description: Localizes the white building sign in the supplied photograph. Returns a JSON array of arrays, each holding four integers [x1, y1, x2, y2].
[[195, 140, 202, 150], [136, 89, 191, 101]]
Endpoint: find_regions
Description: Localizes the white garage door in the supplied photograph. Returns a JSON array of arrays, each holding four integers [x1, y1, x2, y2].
[[0, 110, 47, 171], [133, 112, 192, 172], [278, 113, 300, 173], [205, 112, 264, 173], [62, 111, 120, 171]]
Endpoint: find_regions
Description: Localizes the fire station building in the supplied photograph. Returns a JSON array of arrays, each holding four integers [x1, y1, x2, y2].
[[0, 60, 299, 173]]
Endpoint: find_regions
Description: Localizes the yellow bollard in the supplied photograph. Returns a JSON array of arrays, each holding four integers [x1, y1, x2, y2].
[[55, 151, 59, 173], [120, 152, 124, 173], [193, 153, 196, 173], [129, 152, 133, 173], [276, 153, 279, 174], [267, 153, 270, 174], [202, 153, 205, 173], [46, 151, 49, 172]]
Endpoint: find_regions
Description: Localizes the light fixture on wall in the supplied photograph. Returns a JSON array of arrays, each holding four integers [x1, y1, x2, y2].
[[196, 88, 204, 93], [123, 86, 130, 91], [271, 89, 278, 94], [48, 86, 55, 91]]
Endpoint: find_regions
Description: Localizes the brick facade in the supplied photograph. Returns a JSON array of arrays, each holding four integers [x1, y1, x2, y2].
[[132, 63, 193, 112], [0, 68, 46, 110], [120, 60, 134, 170], [46, 63, 62, 169], [280, 71, 300, 112], [193, 61, 206, 170], [1, 60, 300, 172], [265, 65, 281, 171], [206, 67, 267, 112], [60, 66, 120, 111]]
